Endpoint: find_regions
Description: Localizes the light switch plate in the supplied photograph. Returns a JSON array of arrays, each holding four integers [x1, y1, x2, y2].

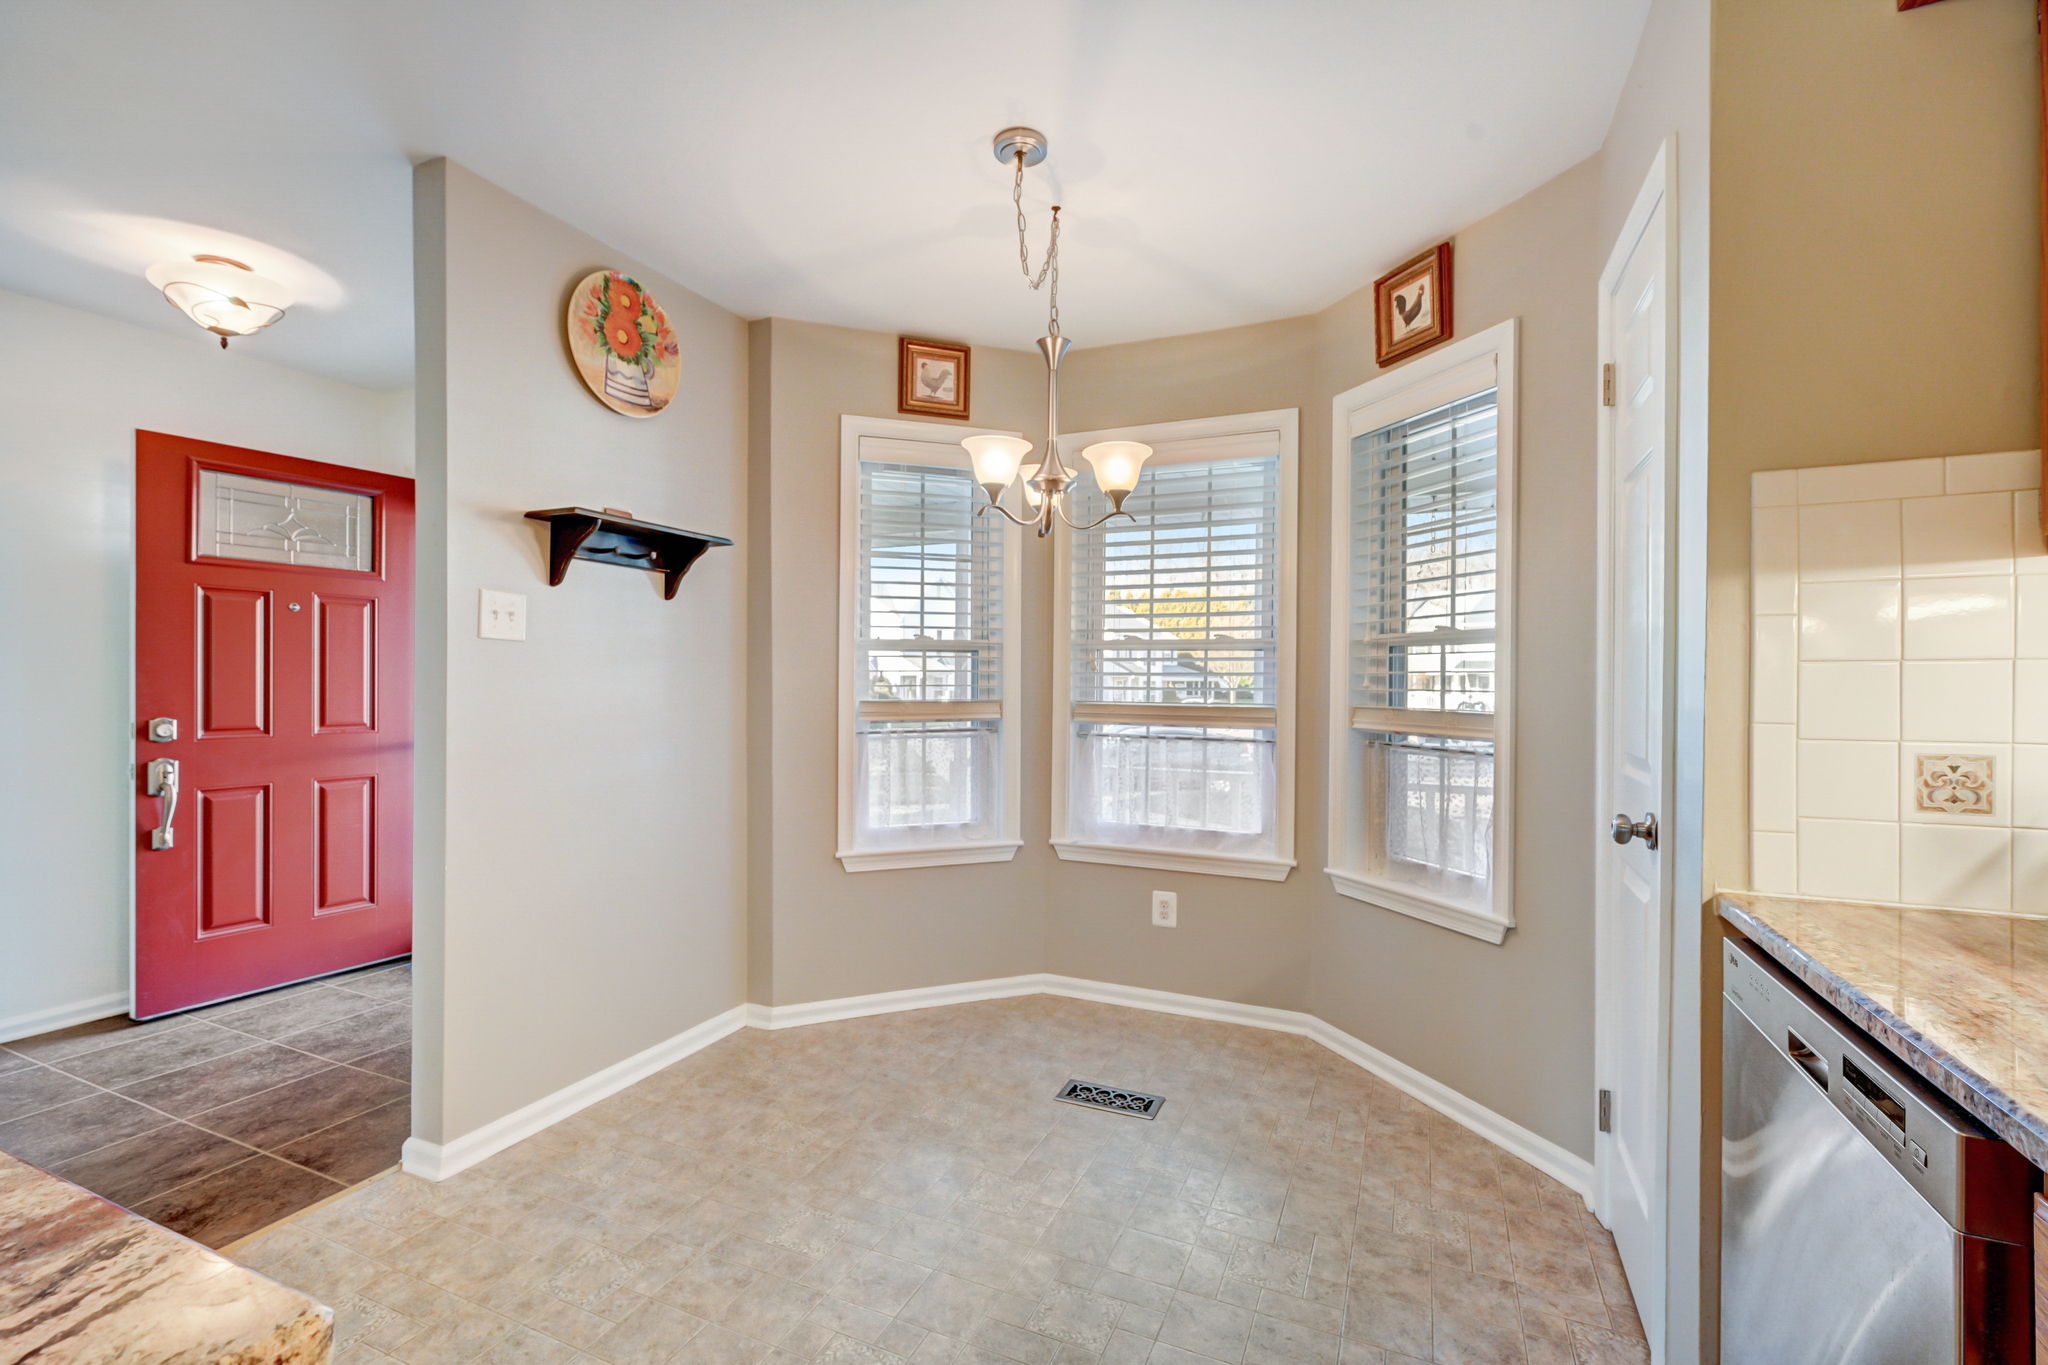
[[478, 589, 527, 641]]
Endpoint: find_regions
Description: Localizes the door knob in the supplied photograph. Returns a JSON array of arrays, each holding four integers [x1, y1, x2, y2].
[[1611, 812, 1658, 849]]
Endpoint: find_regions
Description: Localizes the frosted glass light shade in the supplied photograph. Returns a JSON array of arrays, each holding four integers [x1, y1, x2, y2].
[[962, 434, 1032, 491], [1017, 462, 1045, 509], [145, 255, 292, 339], [1081, 440, 1153, 496]]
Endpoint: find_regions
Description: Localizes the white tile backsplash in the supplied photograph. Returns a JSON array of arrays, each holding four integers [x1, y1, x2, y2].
[[1752, 506, 1799, 614], [1799, 500, 1901, 581], [1901, 661, 2011, 742], [1799, 580, 1900, 661], [1752, 452, 2045, 912], [1753, 615, 1798, 723], [1945, 450, 2041, 495], [1799, 740, 1898, 822], [1799, 662, 1900, 740], [2017, 579, 2048, 658], [1798, 818, 1901, 902], [1900, 823, 2010, 911], [1797, 457, 1944, 504], [1902, 576, 2014, 660], [1751, 725, 1797, 833], [1902, 492, 2014, 576]]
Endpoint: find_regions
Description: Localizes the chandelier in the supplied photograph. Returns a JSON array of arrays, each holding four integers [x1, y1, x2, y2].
[[961, 127, 1152, 537]]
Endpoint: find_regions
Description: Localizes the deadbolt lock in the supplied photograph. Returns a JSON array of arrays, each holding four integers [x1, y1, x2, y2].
[[146, 717, 178, 742]]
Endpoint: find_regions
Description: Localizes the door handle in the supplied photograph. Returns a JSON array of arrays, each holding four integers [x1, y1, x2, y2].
[[145, 757, 179, 851], [1610, 811, 1658, 850]]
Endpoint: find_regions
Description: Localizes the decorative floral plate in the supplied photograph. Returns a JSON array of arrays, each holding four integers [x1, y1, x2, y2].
[[567, 270, 680, 417]]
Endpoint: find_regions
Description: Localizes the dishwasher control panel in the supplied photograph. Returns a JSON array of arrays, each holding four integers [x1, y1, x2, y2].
[[1722, 935, 2033, 1246]]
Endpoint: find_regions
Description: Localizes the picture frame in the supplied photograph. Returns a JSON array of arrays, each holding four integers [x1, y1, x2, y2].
[[898, 337, 972, 419], [1373, 242, 1454, 367]]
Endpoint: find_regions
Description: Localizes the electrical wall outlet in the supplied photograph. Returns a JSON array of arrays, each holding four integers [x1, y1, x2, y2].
[[1151, 890, 1177, 927], [478, 589, 528, 640]]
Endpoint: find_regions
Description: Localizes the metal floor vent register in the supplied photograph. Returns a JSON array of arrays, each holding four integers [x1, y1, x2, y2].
[[1055, 1079, 1165, 1120]]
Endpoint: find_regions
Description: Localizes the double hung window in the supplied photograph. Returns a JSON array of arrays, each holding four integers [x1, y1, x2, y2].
[[838, 417, 1021, 870], [1054, 412, 1298, 880], [1329, 322, 1517, 940]]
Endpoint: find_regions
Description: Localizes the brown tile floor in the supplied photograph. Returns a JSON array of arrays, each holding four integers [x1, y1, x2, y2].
[[231, 994, 1644, 1365], [0, 959, 411, 1247]]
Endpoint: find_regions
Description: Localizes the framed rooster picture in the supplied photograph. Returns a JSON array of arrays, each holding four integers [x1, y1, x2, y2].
[[1373, 242, 1454, 366], [898, 337, 972, 419]]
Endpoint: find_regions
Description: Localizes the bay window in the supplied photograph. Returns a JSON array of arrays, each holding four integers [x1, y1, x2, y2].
[[1054, 412, 1298, 880], [838, 416, 1021, 870], [1328, 321, 1517, 941]]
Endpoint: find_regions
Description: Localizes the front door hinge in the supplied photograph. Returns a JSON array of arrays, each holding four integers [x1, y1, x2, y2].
[[1597, 1088, 1614, 1133], [1601, 363, 1616, 407]]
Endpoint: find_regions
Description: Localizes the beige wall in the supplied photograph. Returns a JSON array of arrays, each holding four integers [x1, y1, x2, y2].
[[412, 160, 749, 1143], [1707, 0, 2041, 889], [0, 287, 410, 1041], [747, 319, 1050, 1006], [1060, 155, 1605, 1151]]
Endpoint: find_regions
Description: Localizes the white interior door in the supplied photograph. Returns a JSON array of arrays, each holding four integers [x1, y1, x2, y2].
[[1594, 141, 1676, 1354]]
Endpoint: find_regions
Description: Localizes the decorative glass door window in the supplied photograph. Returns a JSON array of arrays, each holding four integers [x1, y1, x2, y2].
[[196, 469, 375, 572]]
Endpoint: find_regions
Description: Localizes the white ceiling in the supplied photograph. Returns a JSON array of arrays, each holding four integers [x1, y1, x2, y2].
[[0, 1, 1648, 390]]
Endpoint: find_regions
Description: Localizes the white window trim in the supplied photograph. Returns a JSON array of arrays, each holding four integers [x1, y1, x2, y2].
[[1326, 319, 1519, 942], [1051, 409, 1299, 881], [837, 415, 1024, 872]]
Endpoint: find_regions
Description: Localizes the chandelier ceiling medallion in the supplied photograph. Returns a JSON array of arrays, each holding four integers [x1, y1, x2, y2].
[[960, 127, 1152, 538]]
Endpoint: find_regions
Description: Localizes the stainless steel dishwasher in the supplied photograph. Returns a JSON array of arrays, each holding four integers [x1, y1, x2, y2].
[[1721, 935, 2036, 1363]]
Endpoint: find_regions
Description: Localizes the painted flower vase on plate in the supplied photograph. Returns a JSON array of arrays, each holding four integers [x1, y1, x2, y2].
[[567, 270, 680, 417]]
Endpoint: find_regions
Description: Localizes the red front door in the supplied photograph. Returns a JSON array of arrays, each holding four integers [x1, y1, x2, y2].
[[134, 431, 414, 1018]]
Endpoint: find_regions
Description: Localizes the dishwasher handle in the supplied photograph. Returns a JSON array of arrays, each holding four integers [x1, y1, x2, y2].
[[1786, 1029, 1828, 1091]]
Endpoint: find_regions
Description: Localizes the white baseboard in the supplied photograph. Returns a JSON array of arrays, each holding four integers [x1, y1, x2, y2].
[[0, 991, 127, 1045], [407, 976, 1592, 1203], [401, 1004, 747, 1182], [748, 975, 1044, 1030]]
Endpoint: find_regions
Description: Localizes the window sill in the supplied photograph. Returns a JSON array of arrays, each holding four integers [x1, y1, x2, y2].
[[1325, 867, 1511, 944], [838, 841, 1022, 873], [1055, 841, 1295, 882]]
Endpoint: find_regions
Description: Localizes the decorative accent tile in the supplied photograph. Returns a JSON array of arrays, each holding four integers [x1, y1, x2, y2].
[[1914, 755, 1995, 816]]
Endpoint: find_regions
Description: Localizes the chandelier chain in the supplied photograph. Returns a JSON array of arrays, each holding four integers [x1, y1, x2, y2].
[[1012, 151, 1061, 336]]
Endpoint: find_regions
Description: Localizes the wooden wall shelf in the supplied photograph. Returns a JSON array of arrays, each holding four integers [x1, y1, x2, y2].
[[523, 507, 733, 600]]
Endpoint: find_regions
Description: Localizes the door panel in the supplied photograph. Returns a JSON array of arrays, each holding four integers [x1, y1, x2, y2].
[[197, 587, 271, 737], [197, 785, 271, 934], [135, 431, 413, 1017], [314, 776, 377, 913], [314, 596, 376, 732]]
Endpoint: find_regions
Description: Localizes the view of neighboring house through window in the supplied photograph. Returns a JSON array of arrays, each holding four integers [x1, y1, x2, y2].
[[1056, 415, 1297, 878], [839, 420, 1020, 869]]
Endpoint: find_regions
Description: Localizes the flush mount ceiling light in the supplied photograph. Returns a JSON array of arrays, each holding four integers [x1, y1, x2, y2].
[[144, 253, 292, 348], [962, 127, 1152, 538]]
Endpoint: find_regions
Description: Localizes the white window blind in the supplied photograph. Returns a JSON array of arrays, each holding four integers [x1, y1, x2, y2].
[[1349, 382, 1501, 913], [1064, 447, 1284, 864], [851, 455, 1006, 855]]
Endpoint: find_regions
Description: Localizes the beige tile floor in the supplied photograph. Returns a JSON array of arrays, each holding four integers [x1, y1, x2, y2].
[[233, 995, 1645, 1365]]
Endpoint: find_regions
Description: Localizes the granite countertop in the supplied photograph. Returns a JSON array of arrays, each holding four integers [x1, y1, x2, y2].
[[1720, 891, 2048, 1171], [0, 1150, 331, 1364]]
